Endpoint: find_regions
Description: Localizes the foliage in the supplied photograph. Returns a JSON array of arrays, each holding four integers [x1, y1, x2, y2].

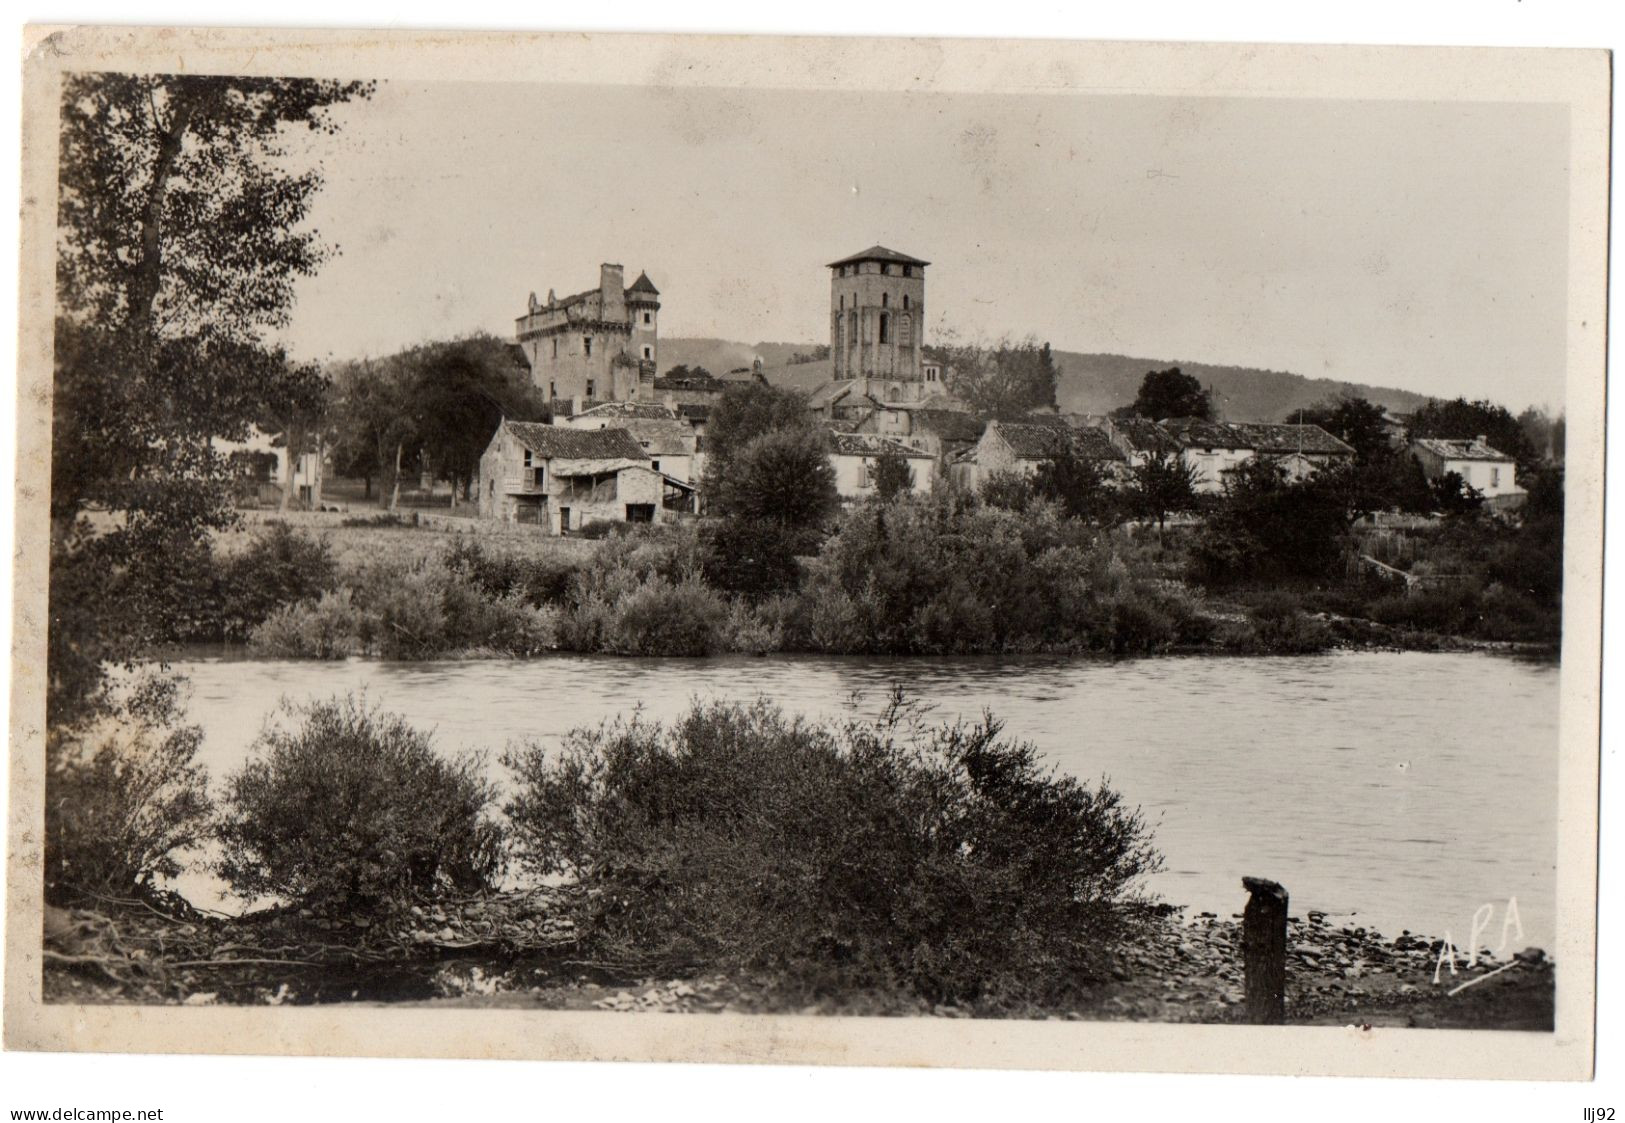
[[705, 428, 840, 529], [51, 72, 370, 718], [935, 334, 1059, 419], [1296, 395, 1391, 463], [871, 448, 915, 503], [502, 696, 1162, 1008], [1188, 460, 1349, 586], [978, 469, 1036, 512], [44, 672, 213, 904], [441, 537, 580, 607], [1125, 453, 1201, 531], [700, 381, 813, 484], [662, 363, 713, 381], [251, 588, 365, 659], [1239, 592, 1334, 654], [700, 518, 808, 601], [1118, 367, 1211, 421], [217, 696, 505, 911], [1031, 449, 1119, 525]]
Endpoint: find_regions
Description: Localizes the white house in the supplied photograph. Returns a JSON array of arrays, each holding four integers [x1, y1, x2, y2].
[[826, 430, 936, 500], [563, 400, 700, 484], [1410, 436, 1526, 500]]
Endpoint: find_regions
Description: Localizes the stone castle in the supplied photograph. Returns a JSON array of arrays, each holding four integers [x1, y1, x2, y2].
[[515, 263, 660, 406]]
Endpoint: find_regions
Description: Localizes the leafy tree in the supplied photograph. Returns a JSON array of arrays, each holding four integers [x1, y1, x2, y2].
[[1189, 460, 1349, 585], [979, 469, 1036, 512], [706, 428, 839, 532], [700, 381, 813, 494], [872, 448, 915, 502], [934, 334, 1060, 419], [1296, 395, 1391, 463], [1118, 367, 1212, 421], [407, 334, 548, 505], [1408, 397, 1538, 476], [1518, 406, 1565, 465], [51, 72, 371, 720], [1031, 448, 1118, 524], [1127, 453, 1201, 534]]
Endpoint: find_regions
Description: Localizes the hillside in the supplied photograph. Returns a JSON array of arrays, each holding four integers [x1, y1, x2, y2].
[[661, 338, 1435, 421]]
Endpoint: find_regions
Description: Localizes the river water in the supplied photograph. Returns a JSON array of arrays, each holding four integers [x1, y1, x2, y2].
[[164, 650, 1560, 949]]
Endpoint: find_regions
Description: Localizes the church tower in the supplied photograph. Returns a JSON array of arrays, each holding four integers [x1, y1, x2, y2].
[[828, 245, 928, 381]]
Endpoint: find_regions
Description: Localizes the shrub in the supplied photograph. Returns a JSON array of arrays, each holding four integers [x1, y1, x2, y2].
[[44, 672, 212, 903], [217, 696, 504, 912], [1241, 592, 1334, 653], [575, 518, 624, 541], [603, 577, 727, 656], [442, 537, 580, 606], [699, 518, 807, 601], [503, 696, 1162, 1010], [250, 588, 364, 659], [218, 523, 338, 640]]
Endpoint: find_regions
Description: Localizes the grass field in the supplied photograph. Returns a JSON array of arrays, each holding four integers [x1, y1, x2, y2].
[[218, 508, 601, 569]]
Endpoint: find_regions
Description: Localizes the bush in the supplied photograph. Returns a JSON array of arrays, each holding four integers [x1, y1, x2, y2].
[[217, 696, 505, 912], [44, 672, 212, 903], [442, 537, 580, 607], [503, 696, 1162, 1010], [699, 518, 807, 601], [1240, 592, 1334, 653], [251, 588, 364, 659], [218, 523, 338, 640]]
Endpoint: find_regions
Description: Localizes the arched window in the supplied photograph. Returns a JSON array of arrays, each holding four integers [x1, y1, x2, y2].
[[903, 294, 910, 310], [886, 386, 902, 403], [882, 292, 889, 308], [879, 313, 890, 343]]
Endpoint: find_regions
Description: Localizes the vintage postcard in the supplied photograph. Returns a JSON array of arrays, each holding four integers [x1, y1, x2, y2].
[[5, 26, 1608, 1080]]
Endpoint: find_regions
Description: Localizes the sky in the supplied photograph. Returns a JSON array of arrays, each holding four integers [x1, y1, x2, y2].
[[278, 80, 1571, 411]]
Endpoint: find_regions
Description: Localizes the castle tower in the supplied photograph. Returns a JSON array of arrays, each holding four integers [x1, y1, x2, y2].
[[828, 245, 928, 381], [627, 270, 661, 369]]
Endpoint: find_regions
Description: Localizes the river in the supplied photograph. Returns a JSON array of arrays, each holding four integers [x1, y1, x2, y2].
[[163, 649, 1560, 950]]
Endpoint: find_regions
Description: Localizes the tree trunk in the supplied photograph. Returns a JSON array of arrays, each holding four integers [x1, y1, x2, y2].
[[129, 86, 201, 341], [278, 420, 300, 512], [362, 474, 372, 501], [389, 442, 403, 512]]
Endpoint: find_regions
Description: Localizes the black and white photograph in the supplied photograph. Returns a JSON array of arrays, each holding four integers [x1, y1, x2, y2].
[[4, 24, 1609, 1094]]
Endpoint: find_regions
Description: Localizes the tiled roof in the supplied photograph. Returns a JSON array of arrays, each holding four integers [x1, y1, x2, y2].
[[1160, 418, 1244, 449], [826, 245, 931, 269], [571, 400, 678, 421], [1225, 422, 1354, 456], [989, 421, 1124, 462], [1411, 436, 1515, 462], [1111, 417, 1181, 455], [653, 371, 727, 391], [505, 422, 647, 460], [826, 430, 935, 458], [627, 271, 660, 296], [675, 403, 711, 421]]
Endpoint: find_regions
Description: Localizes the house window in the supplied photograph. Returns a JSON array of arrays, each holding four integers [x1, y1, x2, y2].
[[586, 379, 596, 399], [549, 381, 557, 398], [642, 312, 652, 325], [882, 292, 889, 308], [583, 336, 593, 356], [859, 460, 872, 488], [643, 345, 653, 359], [551, 338, 558, 359], [523, 448, 533, 468], [1491, 466, 1501, 487], [903, 294, 910, 309], [651, 460, 661, 473]]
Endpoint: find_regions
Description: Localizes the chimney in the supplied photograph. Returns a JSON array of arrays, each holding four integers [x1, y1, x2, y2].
[[1476, 434, 1487, 446]]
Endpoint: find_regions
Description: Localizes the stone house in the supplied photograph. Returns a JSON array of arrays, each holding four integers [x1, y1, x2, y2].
[[855, 406, 987, 480], [514, 263, 661, 407], [1410, 436, 1526, 500], [825, 430, 936, 501], [562, 401, 700, 485], [971, 420, 1128, 484], [1101, 416, 1183, 469], [1157, 418, 1354, 492], [478, 420, 693, 533]]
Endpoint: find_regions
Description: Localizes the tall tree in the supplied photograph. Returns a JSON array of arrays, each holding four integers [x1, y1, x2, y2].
[[1117, 367, 1213, 421], [1127, 453, 1201, 535], [700, 381, 813, 496], [51, 72, 371, 719], [1296, 395, 1391, 463], [935, 335, 1059, 419], [408, 335, 548, 505]]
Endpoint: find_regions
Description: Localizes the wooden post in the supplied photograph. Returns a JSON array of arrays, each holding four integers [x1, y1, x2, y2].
[[1242, 876, 1288, 1025]]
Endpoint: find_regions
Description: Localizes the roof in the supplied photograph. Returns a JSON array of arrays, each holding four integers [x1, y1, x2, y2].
[[504, 422, 647, 461], [911, 409, 986, 443], [1111, 417, 1181, 456], [571, 400, 678, 421], [675, 403, 711, 422], [988, 421, 1124, 462], [627, 270, 660, 296], [653, 371, 728, 392], [1225, 422, 1354, 456], [826, 245, 931, 269], [826, 430, 935, 459], [1160, 418, 1245, 449], [807, 379, 881, 410], [1410, 436, 1515, 462]]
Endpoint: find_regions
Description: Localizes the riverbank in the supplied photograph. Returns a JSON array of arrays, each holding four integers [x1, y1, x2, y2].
[[41, 897, 1553, 1029]]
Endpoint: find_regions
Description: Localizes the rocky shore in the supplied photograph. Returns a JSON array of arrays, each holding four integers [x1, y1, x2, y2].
[[42, 898, 1553, 1029]]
